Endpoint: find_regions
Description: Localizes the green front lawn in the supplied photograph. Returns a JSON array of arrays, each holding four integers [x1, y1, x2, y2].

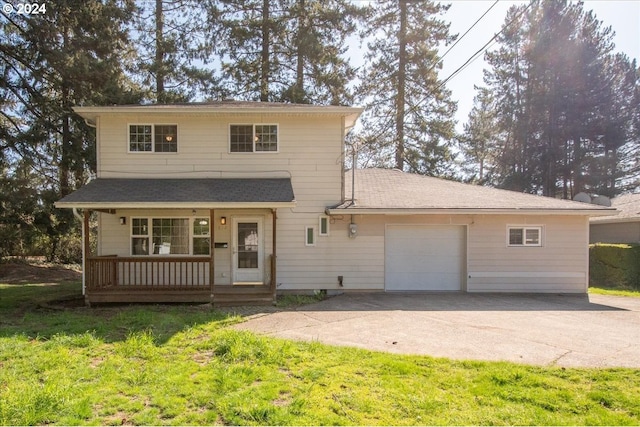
[[1, 279, 639, 425]]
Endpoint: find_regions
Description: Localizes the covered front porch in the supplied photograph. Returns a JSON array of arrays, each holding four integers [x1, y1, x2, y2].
[[56, 177, 295, 306], [84, 254, 276, 305]]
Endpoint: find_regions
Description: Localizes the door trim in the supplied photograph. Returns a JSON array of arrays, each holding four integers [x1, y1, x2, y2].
[[232, 216, 264, 285]]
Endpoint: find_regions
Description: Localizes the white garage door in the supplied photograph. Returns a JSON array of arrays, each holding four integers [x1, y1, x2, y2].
[[385, 225, 464, 291]]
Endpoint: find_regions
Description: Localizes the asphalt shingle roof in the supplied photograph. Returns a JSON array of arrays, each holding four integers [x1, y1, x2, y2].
[[56, 178, 295, 207], [590, 193, 640, 222], [336, 169, 614, 213]]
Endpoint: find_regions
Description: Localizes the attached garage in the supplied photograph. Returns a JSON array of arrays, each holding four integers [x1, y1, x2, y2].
[[327, 169, 615, 295], [385, 224, 465, 291]]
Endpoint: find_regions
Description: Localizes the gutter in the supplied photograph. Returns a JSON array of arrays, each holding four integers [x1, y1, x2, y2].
[[325, 207, 618, 217], [55, 201, 297, 210]]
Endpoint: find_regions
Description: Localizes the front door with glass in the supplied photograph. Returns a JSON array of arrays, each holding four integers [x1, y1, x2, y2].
[[232, 218, 263, 284]]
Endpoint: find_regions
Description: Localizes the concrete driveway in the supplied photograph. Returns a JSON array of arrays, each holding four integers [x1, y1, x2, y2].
[[234, 293, 640, 368]]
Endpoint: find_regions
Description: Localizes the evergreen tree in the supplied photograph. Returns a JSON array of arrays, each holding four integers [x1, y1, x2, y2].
[[133, 0, 221, 103], [280, 0, 365, 105], [458, 87, 498, 184], [214, 0, 363, 104], [477, 0, 639, 197], [356, 0, 457, 175], [0, 0, 140, 260]]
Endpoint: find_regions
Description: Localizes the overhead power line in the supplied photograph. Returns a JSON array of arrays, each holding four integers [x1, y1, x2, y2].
[[438, 0, 538, 89], [437, 0, 500, 67]]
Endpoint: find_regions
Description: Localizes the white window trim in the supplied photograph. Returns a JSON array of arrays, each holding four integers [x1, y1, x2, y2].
[[305, 226, 316, 247], [127, 123, 179, 154], [228, 123, 279, 154], [319, 215, 330, 236], [507, 225, 543, 247], [130, 216, 210, 256]]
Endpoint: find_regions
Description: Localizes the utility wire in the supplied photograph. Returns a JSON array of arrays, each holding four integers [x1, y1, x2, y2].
[[436, 0, 500, 68], [399, 0, 538, 126], [438, 0, 538, 89]]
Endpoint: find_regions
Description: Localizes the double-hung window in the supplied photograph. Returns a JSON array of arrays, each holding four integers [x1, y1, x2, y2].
[[131, 217, 210, 255], [508, 226, 542, 247], [129, 124, 177, 152], [230, 124, 278, 152]]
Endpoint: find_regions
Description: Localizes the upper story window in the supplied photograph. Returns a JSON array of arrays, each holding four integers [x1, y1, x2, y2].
[[129, 124, 177, 153], [230, 124, 278, 153]]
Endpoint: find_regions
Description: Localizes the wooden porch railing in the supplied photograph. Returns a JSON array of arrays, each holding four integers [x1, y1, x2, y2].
[[86, 256, 212, 290]]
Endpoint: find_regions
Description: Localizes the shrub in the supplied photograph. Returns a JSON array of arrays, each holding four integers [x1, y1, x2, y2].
[[589, 244, 640, 290]]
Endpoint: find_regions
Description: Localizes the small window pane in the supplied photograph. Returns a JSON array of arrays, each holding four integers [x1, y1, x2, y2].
[[193, 237, 210, 255], [132, 237, 149, 255], [152, 218, 189, 254], [509, 228, 523, 245], [319, 217, 329, 236], [306, 227, 315, 246], [193, 218, 210, 255], [255, 125, 278, 152], [132, 218, 148, 236], [193, 218, 210, 236], [154, 125, 177, 152], [230, 125, 254, 152], [129, 125, 152, 151], [525, 229, 540, 245]]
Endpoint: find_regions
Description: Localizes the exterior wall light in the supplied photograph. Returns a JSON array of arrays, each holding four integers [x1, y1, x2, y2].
[[220, 216, 227, 225]]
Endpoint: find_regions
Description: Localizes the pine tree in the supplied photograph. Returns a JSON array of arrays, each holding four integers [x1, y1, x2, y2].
[[356, 0, 457, 175], [0, 0, 140, 259], [477, 0, 639, 197], [133, 0, 221, 103], [215, 0, 364, 104], [458, 87, 498, 184], [279, 0, 365, 105]]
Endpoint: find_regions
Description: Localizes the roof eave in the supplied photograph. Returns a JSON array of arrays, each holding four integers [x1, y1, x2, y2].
[[55, 201, 296, 210], [325, 207, 616, 216], [590, 216, 635, 224], [73, 105, 364, 125]]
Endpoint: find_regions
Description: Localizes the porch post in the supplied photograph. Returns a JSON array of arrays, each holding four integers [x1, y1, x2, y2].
[[271, 209, 277, 302], [83, 210, 90, 299], [210, 209, 215, 300]]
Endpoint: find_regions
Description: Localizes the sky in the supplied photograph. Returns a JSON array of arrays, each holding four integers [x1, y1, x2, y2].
[[440, 0, 640, 131]]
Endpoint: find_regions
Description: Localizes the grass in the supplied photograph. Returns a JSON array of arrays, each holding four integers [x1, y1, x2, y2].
[[589, 287, 640, 298], [1, 280, 640, 425]]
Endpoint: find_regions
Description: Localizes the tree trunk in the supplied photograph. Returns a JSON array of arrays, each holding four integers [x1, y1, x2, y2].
[[155, 0, 165, 101], [295, 0, 305, 102], [260, 0, 270, 102], [395, 0, 408, 171]]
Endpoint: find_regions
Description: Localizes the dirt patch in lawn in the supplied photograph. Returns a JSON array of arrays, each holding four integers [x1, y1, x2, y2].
[[0, 261, 81, 285]]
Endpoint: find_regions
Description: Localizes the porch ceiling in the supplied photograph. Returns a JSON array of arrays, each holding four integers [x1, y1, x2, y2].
[[55, 178, 296, 209]]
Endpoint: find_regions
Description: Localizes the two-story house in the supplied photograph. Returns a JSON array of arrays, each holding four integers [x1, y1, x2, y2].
[[56, 101, 614, 305]]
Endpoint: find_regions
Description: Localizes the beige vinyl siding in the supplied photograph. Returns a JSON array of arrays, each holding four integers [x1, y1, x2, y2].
[[590, 222, 640, 244], [467, 215, 588, 293], [96, 113, 346, 289], [276, 214, 472, 291], [279, 213, 589, 293], [97, 114, 343, 210], [276, 212, 385, 290], [98, 208, 274, 286]]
